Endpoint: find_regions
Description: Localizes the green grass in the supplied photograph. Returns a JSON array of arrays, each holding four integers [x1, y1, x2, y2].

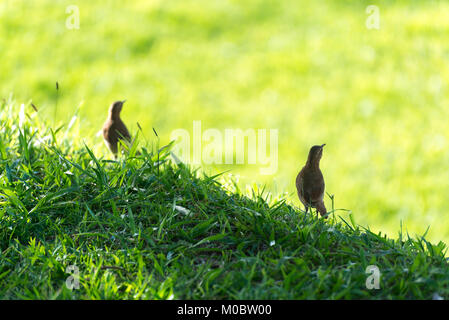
[[1, 101, 449, 299], [2, 0, 449, 244]]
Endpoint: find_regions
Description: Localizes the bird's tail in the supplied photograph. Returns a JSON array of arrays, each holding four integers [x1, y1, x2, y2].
[[316, 201, 328, 219]]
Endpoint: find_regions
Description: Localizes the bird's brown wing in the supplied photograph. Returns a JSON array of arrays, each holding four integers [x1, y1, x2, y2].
[[302, 171, 325, 205], [103, 121, 118, 154], [295, 169, 307, 205], [305, 184, 325, 205], [116, 120, 131, 142], [102, 121, 110, 140]]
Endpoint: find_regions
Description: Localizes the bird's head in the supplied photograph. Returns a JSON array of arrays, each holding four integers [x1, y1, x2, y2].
[[109, 100, 126, 118], [307, 144, 325, 165]]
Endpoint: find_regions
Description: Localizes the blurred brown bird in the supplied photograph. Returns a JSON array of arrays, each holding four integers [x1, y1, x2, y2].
[[296, 144, 327, 218], [102, 100, 131, 157]]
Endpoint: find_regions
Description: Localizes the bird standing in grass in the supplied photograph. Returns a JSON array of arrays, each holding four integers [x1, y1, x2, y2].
[[102, 100, 131, 157], [296, 144, 327, 218]]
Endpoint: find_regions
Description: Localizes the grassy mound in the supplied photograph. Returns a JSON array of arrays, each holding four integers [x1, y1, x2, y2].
[[0, 101, 448, 299]]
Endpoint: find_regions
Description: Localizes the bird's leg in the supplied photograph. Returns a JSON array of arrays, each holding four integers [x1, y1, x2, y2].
[[316, 202, 327, 219], [304, 206, 308, 214]]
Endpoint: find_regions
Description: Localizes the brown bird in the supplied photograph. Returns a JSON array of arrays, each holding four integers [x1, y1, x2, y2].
[[296, 144, 327, 218], [102, 100, 131, 157]]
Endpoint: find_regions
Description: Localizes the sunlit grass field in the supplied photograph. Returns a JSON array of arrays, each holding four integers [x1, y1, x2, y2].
[[1, 103, 448, 299], [2, 0, 449, 245]]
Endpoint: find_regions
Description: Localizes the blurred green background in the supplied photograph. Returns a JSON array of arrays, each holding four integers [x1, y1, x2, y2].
[[1, 0, 449, 244]]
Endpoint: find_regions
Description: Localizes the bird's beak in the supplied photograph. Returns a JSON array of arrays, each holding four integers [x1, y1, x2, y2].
[[122, 100, 127, 104], [320, 144, 326, 148]]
